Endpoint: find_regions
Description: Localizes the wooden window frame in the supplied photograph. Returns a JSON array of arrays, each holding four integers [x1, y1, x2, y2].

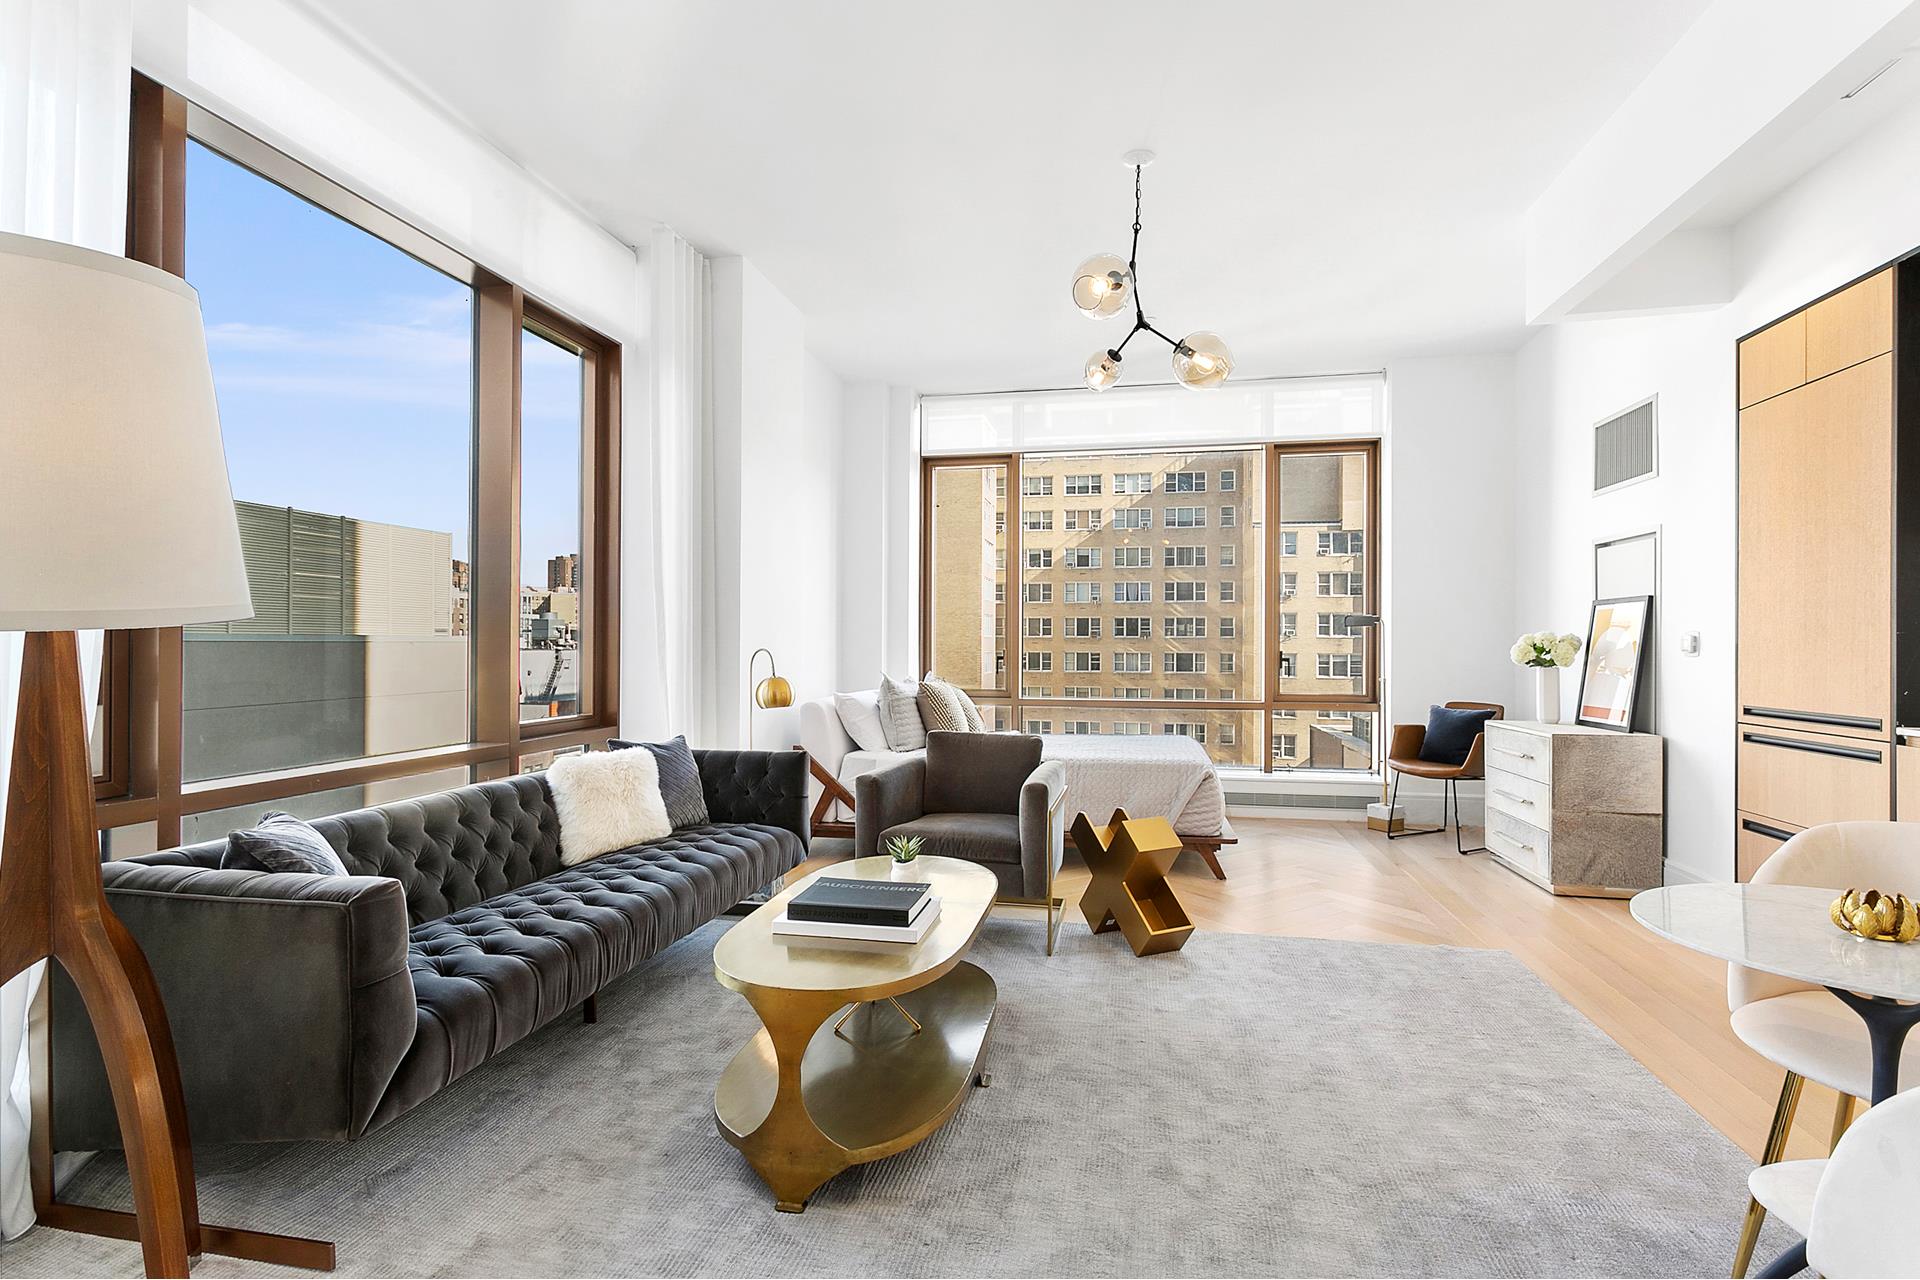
[[100, 75, 621, 842], [919, 438, 1381, 774]]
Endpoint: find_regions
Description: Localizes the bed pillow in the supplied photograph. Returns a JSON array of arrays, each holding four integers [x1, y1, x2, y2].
[[917, 678, 970, 734], [833, 689, 890, 752], [923, 672, 987, 732], [222, 812, 348, 876], [607, 735, 709, 829], [1418, 705, 1497, 767], [878, 674, 927, 751], [548, 747, 671, 865]]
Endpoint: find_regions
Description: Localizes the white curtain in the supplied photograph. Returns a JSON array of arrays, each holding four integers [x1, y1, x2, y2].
[[0, 0, 132, 1240], [646, 227, 718, 745]]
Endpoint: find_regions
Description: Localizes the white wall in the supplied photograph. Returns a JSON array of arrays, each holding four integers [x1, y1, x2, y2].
[[1514, 88, 1920, 883], [710, 256, 845, 749], [1383, 355, 1519, 820], [835, 383, 919, 691]]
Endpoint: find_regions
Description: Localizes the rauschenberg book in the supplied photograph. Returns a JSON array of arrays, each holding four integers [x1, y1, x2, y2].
[[773, 897, 943, 946], [788, 877, 931, 926]]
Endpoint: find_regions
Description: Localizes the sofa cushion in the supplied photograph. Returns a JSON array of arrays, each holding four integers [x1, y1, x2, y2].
[[925, 730, 1041, 816], [883, 812, 1021, 865], [548, 748, 671, 864], [878, 674, 927, 751], [371, 821, 803, 1131], [221, 811, 348, 876]]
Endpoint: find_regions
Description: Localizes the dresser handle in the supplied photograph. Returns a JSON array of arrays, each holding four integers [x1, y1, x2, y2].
[[1743, 705, 1883, 732], [1740, 732, 1883, 763], [1740, 818, 1797, 843], [1493, 747, 1536, 761], [1494, 789, 1533, 805]]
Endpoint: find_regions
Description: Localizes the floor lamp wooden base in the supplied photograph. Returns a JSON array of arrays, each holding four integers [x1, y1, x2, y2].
[[1, 632, 334, 1276]]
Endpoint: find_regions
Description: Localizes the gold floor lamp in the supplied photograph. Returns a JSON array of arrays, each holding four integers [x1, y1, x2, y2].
[[747, 648, 792, 749], [0, 232, 326, 1276]]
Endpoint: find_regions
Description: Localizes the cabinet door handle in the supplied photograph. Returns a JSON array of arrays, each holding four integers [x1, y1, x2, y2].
[[1494, 788, 1534, 805], [1743, 705, 1883, 732], [1741, 818, 1797, 843], [1740, 732, 1883, 763]]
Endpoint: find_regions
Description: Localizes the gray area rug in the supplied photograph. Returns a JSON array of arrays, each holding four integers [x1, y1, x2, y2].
[[2, 918, 1791, 1277]]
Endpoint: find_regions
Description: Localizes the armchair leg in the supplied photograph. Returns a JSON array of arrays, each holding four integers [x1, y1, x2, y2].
[[1385, 769, 1445, 841], [1452, 779, 1488, 857]]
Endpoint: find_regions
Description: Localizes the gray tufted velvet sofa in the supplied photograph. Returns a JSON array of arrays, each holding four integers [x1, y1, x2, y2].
[[49, 748, 808, 1152]]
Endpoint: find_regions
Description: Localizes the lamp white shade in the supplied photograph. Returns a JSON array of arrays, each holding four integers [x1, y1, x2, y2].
[[0, 231, 252, 631]]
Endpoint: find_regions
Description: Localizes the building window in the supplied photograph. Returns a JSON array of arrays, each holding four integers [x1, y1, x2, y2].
[[1026, 548, 1052, 569], [1163, 652, 1207, 674], [1317, 653, 1363, 679], [1118, 688, 1152, 700], [1066, 508, 1103, 532], [1164, 617, 1207, 638], [1114, 472, 1152, 494], [1025, 583, 1052, 603], [1220, 723, 1237, 746], [1219, 470, 1237, 492], [1277, 612, 1296, 639], [1319, 529, 1364, 555], [1021, 685, 1051, 698], [1164, 546, 1207, 567], [1164, 470, 1208, 493], [1165, 506, 1206, 528], [1063, 547, 1101, 569], [1025, 719, 1053, 734], [1114, 721, 1150, 734], [1062, 720, 1100, 734], [1114, 651, 1152, 673], [1279, 653, 1297, 677], [1064, 617, 1101, 638], [1113, 546, 1151, 568], [1062, 687, 1098, 700], [1162, 722, 1207, 742], [1274, 733, 1298, 759], [1063, 582, 1101, 604], [1113, 616, 1151, 638], [1220, 653, 1237, 674], [1064, 652, 1101, 672], [1065, 474, 1102, 495], [1280, 531, 1297, 556], [1164, 580, 1207, 603], [1219, 581, 1236, 603], [1023, 475, 1052, 496], [1317, 612, 1358, 637], [1317, 571, 1364, 596], [1112, 507, 1152, 530], [1114, 581, 1151, 603], [1219, 544, 1236, 568], [1026, 616, 1052, 637], [1219, 505, 1237, 528], [1221, 617, 1238, 638], [1164, 688, 1206, 701], [1023, 652, 1053, 672], [1278, 571, 1297, 597], [1023, 509, 1053, 531]]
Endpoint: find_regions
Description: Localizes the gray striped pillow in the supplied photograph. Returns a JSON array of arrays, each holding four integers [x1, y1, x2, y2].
[[878, 674, 927, 751], [608, 735, 710, 828]]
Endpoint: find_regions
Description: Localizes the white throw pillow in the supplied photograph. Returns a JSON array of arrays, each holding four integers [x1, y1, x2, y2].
[[547, 748, 671, 866], [833, 689, 890, 753]]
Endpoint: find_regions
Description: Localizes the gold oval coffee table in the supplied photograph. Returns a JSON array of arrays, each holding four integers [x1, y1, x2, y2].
[[712, 855, 999, 1212]]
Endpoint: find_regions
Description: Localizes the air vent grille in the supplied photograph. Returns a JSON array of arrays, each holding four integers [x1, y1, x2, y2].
[[1595, 399, 1656, 493]]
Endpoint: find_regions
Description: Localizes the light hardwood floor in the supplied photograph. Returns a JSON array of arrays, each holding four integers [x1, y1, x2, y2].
[[801, 816, 1838, 1163]]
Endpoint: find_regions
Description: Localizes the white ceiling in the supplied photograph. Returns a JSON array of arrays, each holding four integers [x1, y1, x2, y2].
[[304, 0, 1714, 392]]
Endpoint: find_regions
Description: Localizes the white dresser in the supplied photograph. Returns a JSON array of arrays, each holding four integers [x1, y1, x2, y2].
[[1481, 720, 1665, 897]]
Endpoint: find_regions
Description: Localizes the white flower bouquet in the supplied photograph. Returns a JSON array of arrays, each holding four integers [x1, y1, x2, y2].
[[1510, 631, 1582, 670]]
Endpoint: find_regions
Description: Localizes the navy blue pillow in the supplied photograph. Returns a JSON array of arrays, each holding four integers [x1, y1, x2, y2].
[[1418, 705, 1496, 766]]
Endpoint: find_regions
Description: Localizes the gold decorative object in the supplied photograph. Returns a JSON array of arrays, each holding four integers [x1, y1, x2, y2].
[[745, 647, 792, 749], [1072, 807, 1194, 956], [1830, 888, 1920, 943]]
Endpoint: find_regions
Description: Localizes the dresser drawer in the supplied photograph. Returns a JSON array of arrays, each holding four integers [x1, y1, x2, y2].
[[1737, 725, 1891, 830], [1486, 768, 1552, 825], [1484, 725, 1550, 784], [1488, 807, 1551, 877], [1736, 811, 1802, 883]]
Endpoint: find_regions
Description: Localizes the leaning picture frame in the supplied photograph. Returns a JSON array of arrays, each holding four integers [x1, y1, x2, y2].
[[1576, 595, 1652, 732]]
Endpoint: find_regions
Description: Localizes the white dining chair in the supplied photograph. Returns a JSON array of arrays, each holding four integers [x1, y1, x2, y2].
[[1729, 821, 1920, 1277], [1746, 1084, 1920, 1277]]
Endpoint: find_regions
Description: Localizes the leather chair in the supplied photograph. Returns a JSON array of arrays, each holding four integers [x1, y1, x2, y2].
[[1385, 701, 1503, 855], [1728, 821, 1920, 1276], [855, 730, 1067, 953]]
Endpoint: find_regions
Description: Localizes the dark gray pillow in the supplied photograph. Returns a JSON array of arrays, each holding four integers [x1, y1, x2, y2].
[[221, 811, 348, 876], [608, 735, 710, 828]]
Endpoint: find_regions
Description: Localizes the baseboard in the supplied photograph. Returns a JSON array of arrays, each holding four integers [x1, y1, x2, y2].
[[1660, 858, 1715, 886]]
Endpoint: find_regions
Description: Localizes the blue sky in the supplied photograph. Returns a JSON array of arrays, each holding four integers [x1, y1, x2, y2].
[[188, 141, 581, 587]]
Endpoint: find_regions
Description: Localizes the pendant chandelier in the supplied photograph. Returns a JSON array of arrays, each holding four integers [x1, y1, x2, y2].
[[1072, 149, 1233, 392]]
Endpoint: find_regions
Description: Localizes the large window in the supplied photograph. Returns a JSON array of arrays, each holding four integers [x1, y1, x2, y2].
[[920, 428, 1378, 773], [93, 79, 620, 851]]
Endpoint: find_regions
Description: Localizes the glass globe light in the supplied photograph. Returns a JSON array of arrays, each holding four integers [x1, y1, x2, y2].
[[1084, 348, 1123, 391], [1071, 253, 1132, 319], [1171, 331, 1233, 389]]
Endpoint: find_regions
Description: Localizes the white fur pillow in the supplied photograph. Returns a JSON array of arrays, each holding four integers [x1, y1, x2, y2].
[[834, 689, 889, 752], [547, 748, 671, 866]]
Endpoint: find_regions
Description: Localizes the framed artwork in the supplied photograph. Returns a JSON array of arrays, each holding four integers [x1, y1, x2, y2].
[[1577, 595, 1651, 732]]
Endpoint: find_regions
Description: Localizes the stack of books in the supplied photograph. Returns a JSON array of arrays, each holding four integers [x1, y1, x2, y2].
[[773, 876, 941, 945]]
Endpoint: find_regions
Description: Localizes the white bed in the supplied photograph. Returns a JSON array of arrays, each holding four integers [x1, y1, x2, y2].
[[798, 696, 1232, 860]]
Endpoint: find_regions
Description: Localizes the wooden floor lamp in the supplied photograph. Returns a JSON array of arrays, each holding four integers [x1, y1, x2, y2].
[[0, 232, 255, 1277]]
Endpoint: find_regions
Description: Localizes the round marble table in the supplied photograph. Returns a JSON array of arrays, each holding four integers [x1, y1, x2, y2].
[[1632, 882, 1920, 1105], [1633, 882, 1920, 1279]]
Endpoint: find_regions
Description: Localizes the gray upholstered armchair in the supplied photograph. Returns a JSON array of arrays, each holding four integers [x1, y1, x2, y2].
[[855, 730, 1066, 953]]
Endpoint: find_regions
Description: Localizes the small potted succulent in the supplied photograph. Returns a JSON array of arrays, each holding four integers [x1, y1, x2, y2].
[[1510, 631, 1583, 724], [885, 833, 923, 878]]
